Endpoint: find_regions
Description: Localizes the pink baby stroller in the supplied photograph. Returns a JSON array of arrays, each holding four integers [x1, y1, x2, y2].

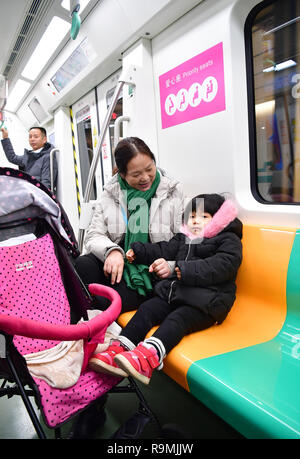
[[0, 167, 160, 439]]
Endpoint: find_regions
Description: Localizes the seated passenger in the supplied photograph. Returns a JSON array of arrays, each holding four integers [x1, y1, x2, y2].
[[74, 136, 184, 313], [1, 126, 58, 191], [89, 193, 243, 384], [68, 136, 184, 438]]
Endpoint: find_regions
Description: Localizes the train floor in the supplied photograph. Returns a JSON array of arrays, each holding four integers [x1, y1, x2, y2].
[[0, 370, 243, 440]]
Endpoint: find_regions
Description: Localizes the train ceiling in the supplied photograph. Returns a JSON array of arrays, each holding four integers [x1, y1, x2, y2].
[[0, 0, 204, 113], [0, 0, 97, 96]]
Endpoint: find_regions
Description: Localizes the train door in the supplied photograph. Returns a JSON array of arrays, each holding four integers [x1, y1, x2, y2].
[[71, 90, 103, 200], [96, 70, 123, 185]]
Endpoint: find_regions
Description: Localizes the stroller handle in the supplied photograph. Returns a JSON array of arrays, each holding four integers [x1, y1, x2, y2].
[[0, 284, 122, 343]]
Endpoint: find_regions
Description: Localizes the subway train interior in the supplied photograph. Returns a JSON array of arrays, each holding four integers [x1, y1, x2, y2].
[[0, 0, 300, 441]]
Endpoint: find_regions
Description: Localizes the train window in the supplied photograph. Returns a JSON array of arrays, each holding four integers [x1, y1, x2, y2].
[[246, 0, 300, 203], [75, 105, 97, 199]]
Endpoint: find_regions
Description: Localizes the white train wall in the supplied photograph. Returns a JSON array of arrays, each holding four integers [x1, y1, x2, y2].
[[2, 0, 299, 238]]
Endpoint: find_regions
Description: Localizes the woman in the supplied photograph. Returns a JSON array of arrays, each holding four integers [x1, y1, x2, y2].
[[75, 137, 184, 312], [69, 137, 183, 438]]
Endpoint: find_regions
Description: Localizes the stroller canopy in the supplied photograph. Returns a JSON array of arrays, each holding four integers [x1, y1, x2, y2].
[[0, 167, 78, 256], [0, 167, 122, 343]]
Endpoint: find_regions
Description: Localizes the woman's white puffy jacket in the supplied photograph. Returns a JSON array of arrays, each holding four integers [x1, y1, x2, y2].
[[84, 169, 184, 262]]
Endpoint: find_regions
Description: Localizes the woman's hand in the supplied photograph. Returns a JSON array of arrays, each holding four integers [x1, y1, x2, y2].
[[126, 249, 135, 263], [104, 250, 124, 285], [149, 258, 171, 279]]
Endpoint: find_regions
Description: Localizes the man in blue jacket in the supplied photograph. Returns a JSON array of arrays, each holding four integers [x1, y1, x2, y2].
[[1, 126, 57, 191]]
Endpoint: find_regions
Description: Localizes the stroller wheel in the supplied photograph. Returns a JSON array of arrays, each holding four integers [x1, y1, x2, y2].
[[112, 411, 156, 439], [160, 423, 187, 439]]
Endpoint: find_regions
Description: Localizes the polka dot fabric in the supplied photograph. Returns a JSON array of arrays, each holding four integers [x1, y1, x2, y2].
[[36, 370, 120, 428], [0, 232, 121, 428], [0, 169, 79, 257], [0, 234, 70, 354]]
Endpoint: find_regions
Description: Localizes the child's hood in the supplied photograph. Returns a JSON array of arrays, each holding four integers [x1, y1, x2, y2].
[[204, 199, 242, 239], [181, 199, 242, 240]]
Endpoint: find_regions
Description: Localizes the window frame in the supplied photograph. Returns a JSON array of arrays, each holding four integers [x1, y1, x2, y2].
[[244, 0, 298, 205]]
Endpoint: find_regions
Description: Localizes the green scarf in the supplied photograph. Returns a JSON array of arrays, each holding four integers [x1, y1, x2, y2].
[[118, 170, 161, 296]]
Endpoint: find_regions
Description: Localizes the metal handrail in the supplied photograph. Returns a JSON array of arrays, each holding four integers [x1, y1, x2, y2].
[[0, 75, 7, 112], [49, 148, 59, 193], [114, 115, 130, 149], [0, 75, 7, 129], [77, 65, 138, 252], [83, 81, 124, 204]]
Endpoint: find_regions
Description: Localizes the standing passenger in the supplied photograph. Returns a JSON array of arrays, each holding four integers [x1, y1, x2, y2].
[[1, 126, 58, 191]]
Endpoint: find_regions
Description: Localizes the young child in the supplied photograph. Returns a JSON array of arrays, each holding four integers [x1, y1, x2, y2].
[[89, 194, 243, 385]]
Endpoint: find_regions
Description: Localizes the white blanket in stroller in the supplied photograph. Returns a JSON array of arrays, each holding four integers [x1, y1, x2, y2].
[[24, 311, 121, 389]]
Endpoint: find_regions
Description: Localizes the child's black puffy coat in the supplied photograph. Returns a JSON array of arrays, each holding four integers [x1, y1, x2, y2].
[[131, 217, 243, 324]]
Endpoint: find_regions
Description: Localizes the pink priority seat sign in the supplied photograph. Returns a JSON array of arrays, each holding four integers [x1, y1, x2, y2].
[[159, 42, 226, 129]]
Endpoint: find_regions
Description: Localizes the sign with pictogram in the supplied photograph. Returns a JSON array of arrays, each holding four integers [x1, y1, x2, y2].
[[159, 42, 226, 129]]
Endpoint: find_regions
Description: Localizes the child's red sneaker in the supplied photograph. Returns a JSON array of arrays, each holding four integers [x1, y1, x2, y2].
[[114, 342, 160, 385], [89, 341, 128, 377]]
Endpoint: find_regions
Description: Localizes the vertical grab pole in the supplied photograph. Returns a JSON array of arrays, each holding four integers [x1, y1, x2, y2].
[[0, 75, 7, 111], [114, 116, 130, 149], [77, 65, 138, 252], [77, 81, 124, 252], [49, 148, 59, 193], [0, 75, 7, 129], [82, 81, 124, 203]]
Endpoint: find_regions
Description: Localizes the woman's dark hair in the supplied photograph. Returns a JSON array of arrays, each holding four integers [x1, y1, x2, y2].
[[114, 137, 156, 175], [29, 126, 47, 137]]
